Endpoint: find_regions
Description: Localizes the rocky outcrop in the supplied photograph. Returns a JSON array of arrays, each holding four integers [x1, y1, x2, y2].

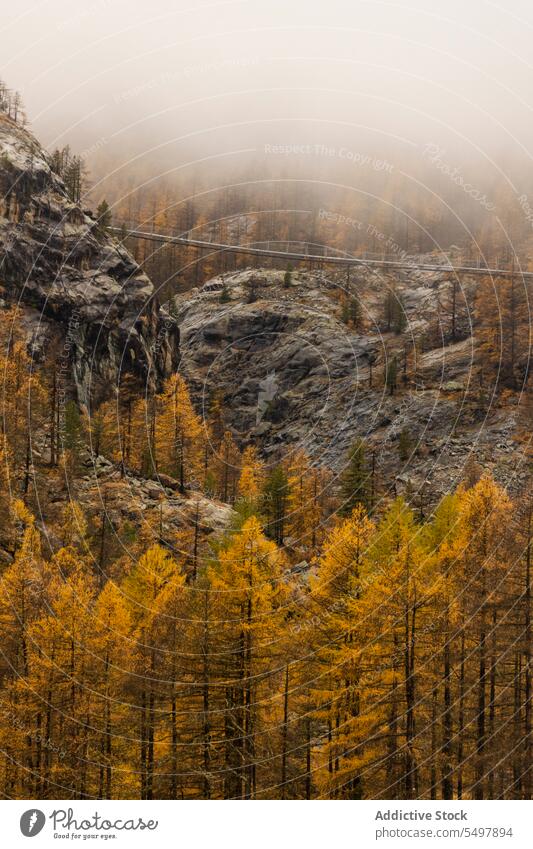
[[10, 453, 233, 566], [74, 457, 234, 539], [0, 113, 179, 404], [171, 266, 529, 503]]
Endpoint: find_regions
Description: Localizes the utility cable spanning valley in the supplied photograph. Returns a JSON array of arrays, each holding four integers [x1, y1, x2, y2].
[[112, 225, 533, 279]]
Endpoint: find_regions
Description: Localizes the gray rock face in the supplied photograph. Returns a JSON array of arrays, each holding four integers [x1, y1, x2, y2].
[[0, 113, 179, 404], [176, 269, 374, 453], [75, 464, 234, 540], [172, 266, 529, 503]]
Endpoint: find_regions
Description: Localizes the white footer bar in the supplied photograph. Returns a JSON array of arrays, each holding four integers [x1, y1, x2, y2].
[[3, 799, 531, 848]]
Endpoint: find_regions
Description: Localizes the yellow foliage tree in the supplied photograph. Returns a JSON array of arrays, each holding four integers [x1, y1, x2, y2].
[[156, 374, 202, 491]]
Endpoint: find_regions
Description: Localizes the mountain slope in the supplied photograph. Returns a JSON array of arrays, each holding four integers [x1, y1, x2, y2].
[[172, 266, 530, 504]]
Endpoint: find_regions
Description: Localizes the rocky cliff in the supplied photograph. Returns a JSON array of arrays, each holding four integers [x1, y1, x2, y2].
[[0, 113, 179, 405], [172, 265, 529, 504]]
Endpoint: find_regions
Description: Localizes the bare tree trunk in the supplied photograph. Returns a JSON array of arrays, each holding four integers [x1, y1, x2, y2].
[[202, 588, 211, 799], [456, 632, 466, 800], [305, 716, 312, 799], [281, 664, 289, 798], [524, 505, 532, 798], [441, 627, 453, 799], [475, 606, 487, 799]]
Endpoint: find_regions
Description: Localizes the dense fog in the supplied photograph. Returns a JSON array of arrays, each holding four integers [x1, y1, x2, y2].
[[4, 0, 533, 263]]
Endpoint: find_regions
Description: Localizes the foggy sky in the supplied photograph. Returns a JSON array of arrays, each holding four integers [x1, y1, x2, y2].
[[2, 0, 533, 180]]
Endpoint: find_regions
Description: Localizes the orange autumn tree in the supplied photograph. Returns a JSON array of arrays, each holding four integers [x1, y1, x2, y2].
[[209, 516, 288, 798], [455, 474, 513, 799], [309, 504, 375, 798], [237, 445, 265, 508], [156, 374, 203, 492], [286, 449, 332, 552]]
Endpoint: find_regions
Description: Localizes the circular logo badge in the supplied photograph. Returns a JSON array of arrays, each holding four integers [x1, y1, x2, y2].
[[20, 809, 46, 837]]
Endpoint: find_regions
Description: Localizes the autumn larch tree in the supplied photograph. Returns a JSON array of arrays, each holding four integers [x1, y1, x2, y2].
[[156, 374, 203, 492], [340, 438, 372, 516]]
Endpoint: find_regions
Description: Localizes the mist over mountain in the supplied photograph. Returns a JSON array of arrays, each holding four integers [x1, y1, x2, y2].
[[4, 0, 533, 246]]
